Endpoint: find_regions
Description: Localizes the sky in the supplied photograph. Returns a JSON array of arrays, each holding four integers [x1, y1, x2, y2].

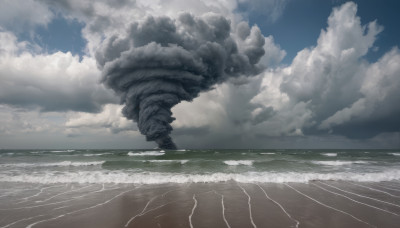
[[0, 0, 399, 149]]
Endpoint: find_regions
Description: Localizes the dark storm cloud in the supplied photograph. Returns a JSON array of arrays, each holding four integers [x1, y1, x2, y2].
[[96, 13, 265, 149]]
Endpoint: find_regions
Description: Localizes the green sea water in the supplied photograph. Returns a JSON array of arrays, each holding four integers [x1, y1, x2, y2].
[[0, 149, 399, 184]]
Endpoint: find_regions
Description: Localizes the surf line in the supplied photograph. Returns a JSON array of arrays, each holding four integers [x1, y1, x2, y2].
[[256, 184, 300, 228], [124, 195, 158, 227], [0, 214, 47, 228], [189, 194, 198, 228], [126, 185, 195, 223], [125, 186, 186, 227], [318, 181, 400, 208], [52, 184, 121, 211], [1, 184, 115, 211], [376, 184, 400, 192], [16, 184, 65, 204], [213, 190, 231, 228], [238, 184, 257, 228], [345, 182, 400, 198], [312, 183, 398, 216], [285, 183, 375, 228], [35, 184, 96, 203], [25, 186, 142, 228]]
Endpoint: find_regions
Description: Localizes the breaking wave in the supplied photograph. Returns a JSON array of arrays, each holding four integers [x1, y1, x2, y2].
[[144, 160, 188, 164], [0, 161, 105, 168], [321, 153, 337, 157], [1, 169, 400, 184], [224, 160, 253, 166], [312, 161, 369, 166], [127, 151, 165, 156]]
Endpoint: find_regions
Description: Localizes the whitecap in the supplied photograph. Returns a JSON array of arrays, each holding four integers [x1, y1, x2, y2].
[[224, 160, 253, 166], [0, 161, 105, 168], [127, 151, 165, 156], [83, 153, 112, 157], [312, 161, 369, 166], [2, 169, 400, 184], [49, 150, 75, 153], [144, 160, 188, 164], [321, 153, 337, 157]]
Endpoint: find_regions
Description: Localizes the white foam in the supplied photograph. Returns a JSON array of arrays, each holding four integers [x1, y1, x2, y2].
[[145, 160, 188, 164], [1, 169, 400, 184], [83, 153, 112, 157], [1, 170, 399, 184], [390, 153, 400, 156], [224, 160, 253, 166], [321, 153, 337, 157], [127, 151, 165, 156], [260, 153, 275, 155], [0, 161, 105, 168], [49, 150, 75, 153], [312, 161, 369, 166]]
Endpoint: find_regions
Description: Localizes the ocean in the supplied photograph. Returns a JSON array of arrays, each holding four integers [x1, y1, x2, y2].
[[2, 149, 400, 228], [1, 149, 400, 184]]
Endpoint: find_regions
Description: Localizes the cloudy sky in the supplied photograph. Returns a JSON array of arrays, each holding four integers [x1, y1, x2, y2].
[[0, 0, 399, 149]]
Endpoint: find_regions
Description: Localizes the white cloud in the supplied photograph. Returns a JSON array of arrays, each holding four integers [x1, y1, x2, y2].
[[253, 2, 400, 139], [1, 1, 399, 149], [0, 0, 53, 34], [320, 47, 400, 130], [65, 104, 137, 134], [172, 1, 400, 145], [0, 105, 64, 135], [0, 30, 117, 112]]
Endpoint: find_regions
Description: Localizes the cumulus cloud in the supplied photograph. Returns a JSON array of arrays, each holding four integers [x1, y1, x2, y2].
[[0, 105, 58, 135], [252, 2, 400, 139], [0, 30, 117, 113], [169, 1, 400, 148], [0, 0, 53, 34], [38, 0, 244, 56], [1, 0, 398, 149], [65, 104, 137, 134]]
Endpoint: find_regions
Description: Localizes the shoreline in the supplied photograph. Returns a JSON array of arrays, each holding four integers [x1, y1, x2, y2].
[[1, 181, 400, 227]]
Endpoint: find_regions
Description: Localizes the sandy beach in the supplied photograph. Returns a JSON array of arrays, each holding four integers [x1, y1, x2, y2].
[[1, 181, 400, 227]]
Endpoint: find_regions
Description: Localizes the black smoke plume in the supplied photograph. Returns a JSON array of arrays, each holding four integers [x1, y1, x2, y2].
[[96, 13, 265, 149]]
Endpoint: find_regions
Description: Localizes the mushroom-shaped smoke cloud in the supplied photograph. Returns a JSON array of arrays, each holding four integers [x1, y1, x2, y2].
[[96, 13, 265, 149]]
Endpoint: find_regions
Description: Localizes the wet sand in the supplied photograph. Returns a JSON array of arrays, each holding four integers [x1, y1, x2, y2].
[[1, 181, 400, 227]]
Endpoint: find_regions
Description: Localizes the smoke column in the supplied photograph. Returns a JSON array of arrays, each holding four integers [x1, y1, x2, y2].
[[96, 13, 265, 149]]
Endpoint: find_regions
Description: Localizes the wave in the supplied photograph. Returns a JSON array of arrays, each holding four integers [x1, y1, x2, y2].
[[1, 169, 400, 184], [49, 150, 75, 153], [321, 153, 337, 157], [0, 161, 105, 168], [260, 153, 276, 155], [144, 160, 188, 164], [389, 153, 400, 156], [127, 151, 165, 156], [83, 153, 113, 157], [224, 160, 253, 166], [312, 161, 369, 166]]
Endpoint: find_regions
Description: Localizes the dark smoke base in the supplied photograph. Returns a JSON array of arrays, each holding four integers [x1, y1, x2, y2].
[[155, 135, 177, 150]]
